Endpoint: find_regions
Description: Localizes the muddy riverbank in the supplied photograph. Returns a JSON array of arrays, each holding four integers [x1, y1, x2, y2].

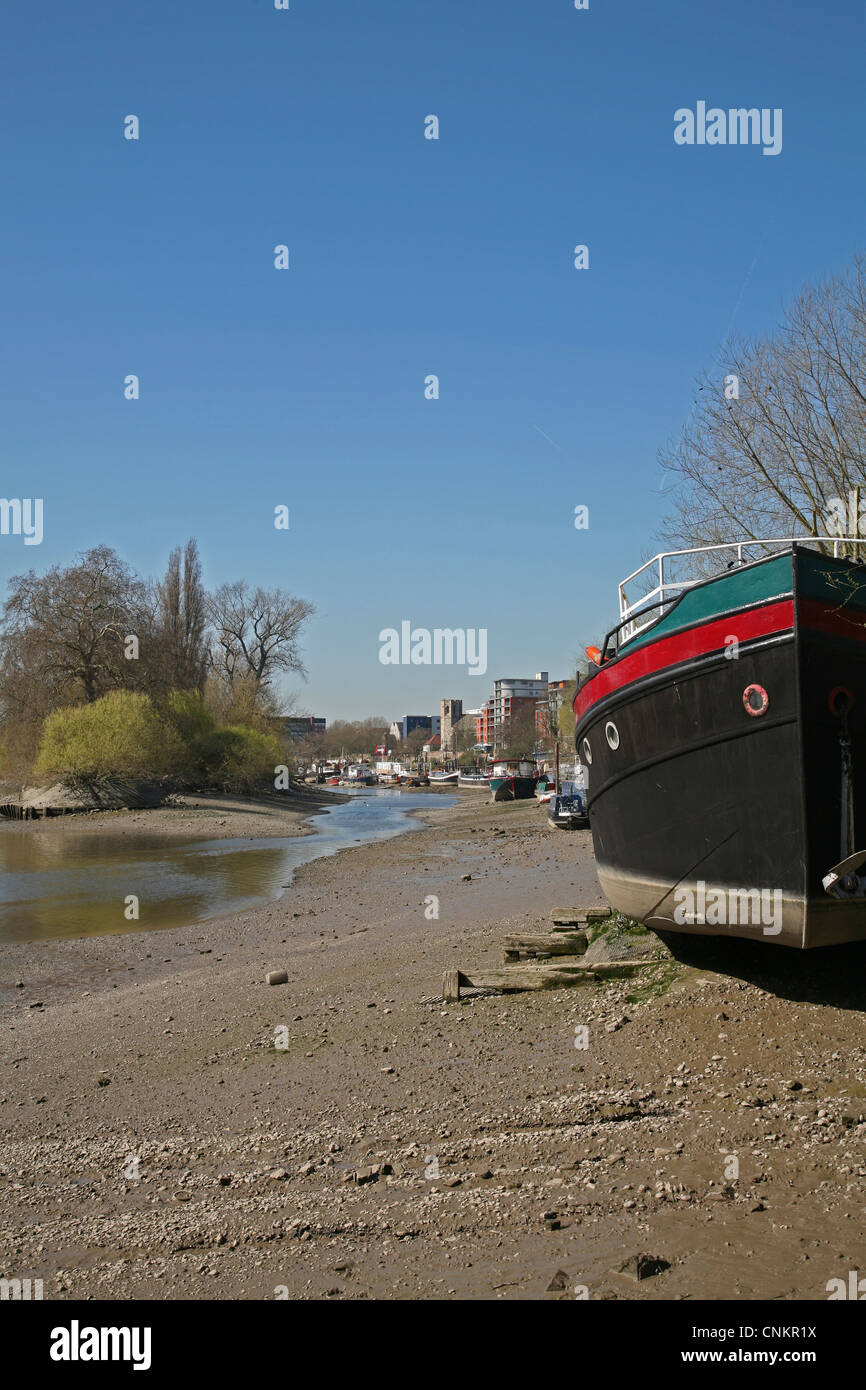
[[0, 787, 350, 841], [1, 795, 865, 1301]]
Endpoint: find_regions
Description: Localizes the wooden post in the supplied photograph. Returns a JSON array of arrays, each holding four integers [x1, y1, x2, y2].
[[442, 969, 461, 1002]]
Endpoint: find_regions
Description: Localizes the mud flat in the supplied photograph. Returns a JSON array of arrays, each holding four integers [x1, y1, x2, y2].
[[0, 787, 350, 841], [1, 796, 866, 1301]]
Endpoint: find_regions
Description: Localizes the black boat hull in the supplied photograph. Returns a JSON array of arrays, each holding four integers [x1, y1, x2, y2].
[[574, 550, 866, 948]]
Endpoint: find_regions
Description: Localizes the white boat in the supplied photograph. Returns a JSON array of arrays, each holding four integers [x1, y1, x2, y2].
[[346, 764, 378, 785], [458, 772, 491, 788], [429, 770, 459, 784]]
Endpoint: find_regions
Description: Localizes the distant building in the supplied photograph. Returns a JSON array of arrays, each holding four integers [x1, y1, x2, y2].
[[388, 721, 402, 742], [422, 732, 441, 755], [440, 698, 463, 753], [401, 715, 431, 740], [474, 673, 551, 749], [400, 715, 441, 740], [475, 698, 495, 747], [493, 673, 549, 730], [280, 715, 326, 740]]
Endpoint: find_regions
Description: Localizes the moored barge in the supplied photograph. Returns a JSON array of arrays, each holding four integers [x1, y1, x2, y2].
[[574, 539, 866, 948]]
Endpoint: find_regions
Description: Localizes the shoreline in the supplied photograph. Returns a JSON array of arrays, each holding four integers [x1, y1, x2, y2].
[[0, 787, 352, 844], [0, 785, 457, 974]]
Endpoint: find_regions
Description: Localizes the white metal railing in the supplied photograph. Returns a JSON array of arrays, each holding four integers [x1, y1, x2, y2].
[[617, 536, 866, 645]]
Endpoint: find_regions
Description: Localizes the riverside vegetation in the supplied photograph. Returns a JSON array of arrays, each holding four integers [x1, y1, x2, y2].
[[0, 539, 313, 803]]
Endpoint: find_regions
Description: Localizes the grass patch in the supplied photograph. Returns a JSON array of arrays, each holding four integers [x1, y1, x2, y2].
[[585, 910, 648, 945]]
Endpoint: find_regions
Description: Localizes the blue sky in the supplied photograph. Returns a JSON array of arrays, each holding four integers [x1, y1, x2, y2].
[[2, 0, 864, 720]]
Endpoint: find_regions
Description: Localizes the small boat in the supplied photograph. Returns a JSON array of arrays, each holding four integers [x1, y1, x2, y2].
[[457, 772, 490, 789], [490, 759, 537, 801], [492, 776, 536, 801], [429, 770, 459, 784], [547, 790, 589, 830], [574, 537, 866, 948]]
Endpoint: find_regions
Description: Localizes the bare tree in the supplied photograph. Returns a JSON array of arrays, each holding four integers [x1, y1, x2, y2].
[[659, 253, 866, 562], [496, 705, 538, 760], [0, 545, 147, 709], [321, 717, 387, 759], [207, 582, 315, 700]]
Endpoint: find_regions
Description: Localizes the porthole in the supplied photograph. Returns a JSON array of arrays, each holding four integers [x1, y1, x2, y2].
[[605, 721, 620, 750], [828, 686, 854, 717], [582, 737, 592, 764], [742, 684, 769, 718]]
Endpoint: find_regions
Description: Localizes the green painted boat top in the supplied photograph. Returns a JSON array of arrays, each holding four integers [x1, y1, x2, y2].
[[622, 552, 794, 653], [796, 547, 866, 609], [621, 547, 866, 654]]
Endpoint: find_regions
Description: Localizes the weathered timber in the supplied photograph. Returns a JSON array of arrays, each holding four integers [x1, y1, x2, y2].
[[459, 965, 592, 993], [442, 969, 461, 1002], [503, 931, 588, 961], [441, 969, 475, 1002], [457, 958, 658, 995], [549, 906, 612, 929]]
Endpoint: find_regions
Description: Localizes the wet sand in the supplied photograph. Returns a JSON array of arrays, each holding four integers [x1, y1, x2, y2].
[[1, 793, 866, 1301]]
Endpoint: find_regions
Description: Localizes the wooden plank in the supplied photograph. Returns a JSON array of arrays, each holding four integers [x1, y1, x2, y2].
[[503, 932, 588, 960], [458, 958, 660, 995], [549, 907, 612, 928], [463, 967, 595, 993]]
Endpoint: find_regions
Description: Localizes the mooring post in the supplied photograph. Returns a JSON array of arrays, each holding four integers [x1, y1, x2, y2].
[[442, 969, 461, 1002]]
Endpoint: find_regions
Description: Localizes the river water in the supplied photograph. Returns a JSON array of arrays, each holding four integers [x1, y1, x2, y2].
[[0, 789, 455, 944]]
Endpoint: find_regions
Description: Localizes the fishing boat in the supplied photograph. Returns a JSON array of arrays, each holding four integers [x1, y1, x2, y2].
[[574, 538, 866, 948]]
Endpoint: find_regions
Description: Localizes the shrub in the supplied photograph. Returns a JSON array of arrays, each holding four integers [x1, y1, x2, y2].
[[212, 724, 283, 794], [162, 689, 217, 784], [36, 690, 183, 782]]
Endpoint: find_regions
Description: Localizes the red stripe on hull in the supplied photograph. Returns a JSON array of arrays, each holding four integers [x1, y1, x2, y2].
[[574, 598, 795, 722], [800, 596, 866, 640]]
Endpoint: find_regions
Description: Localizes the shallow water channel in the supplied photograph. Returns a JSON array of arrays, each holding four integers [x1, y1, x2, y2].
[[0, 789, 455, 944]]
